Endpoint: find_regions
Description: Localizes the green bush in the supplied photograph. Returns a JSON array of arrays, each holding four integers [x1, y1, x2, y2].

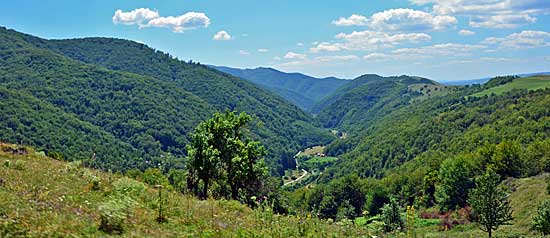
[[112, 177, 146, 200], [380, 196, 404, 232], [12, 160, 25, 171], [98, 199, 126, 234], [90, 176, 101, 191], [532, 200, 550, 235]]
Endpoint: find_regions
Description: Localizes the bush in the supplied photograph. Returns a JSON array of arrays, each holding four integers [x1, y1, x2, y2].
[[98, 199, 126, 234], [380, 196, 403, 232], [90, 176, 101, 191], [112, 177, 146, 200], [12, 160, 25, 171], [532, 200, 550, 235]]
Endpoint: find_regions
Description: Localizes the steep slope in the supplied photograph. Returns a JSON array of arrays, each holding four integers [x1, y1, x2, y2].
[[210, 66, 349, 111], [0, 87, 143, 170], [0, 143, 367, 237], [312, 74, 450, 132], [323, 79, 550, 179], [0, 27, 333, 172]]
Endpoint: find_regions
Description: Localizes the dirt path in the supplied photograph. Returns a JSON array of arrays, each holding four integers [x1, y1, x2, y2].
[[283, 169, 308, 186]]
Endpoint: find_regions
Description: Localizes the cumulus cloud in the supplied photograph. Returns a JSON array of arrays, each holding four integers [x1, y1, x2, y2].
[[410, 0, 550, 28], [483, 30, 550, 49], [332, 14, 369, 26], [213, 30, 232, 40], [310, 31, 431, 53], [284, 52, 307, 59], [332, 9, 456, 31], [458, 29, 475, 36], [113, 9, 210, 32], [112, 8, 159, 27]]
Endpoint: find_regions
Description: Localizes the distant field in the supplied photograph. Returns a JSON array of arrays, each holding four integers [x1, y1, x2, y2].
[[471, 75, 550, 97], [301, 146, 325, 156]]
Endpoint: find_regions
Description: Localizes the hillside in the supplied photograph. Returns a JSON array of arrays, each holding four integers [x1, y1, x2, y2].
[[471, 75, 550, 97], [210, 66, 349, 111], [0, 143, 367, 237], [312, 74, 452, 132], [322, 79, 550, 179], [0, 27, 333, 172]]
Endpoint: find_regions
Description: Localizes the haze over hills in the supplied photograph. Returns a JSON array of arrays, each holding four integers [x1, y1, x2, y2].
[[209, 65, 349, 111]]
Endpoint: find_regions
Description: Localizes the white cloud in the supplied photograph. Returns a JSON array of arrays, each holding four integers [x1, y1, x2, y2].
[[310, 31, 431, 53], [112, 8, 159, 27], [147, 12, 210, 32], [469, 14, 536, 28], [113, 9, 210, 32], [392, 43, 486, 57], [284, 52, 307, 59], [239, 50, 250, 56], [483, 30, 550, 49], [363, 53, 392, 61], [410, 0, 550, 28], [258, 48, 269, 53], [213, 30, 232, 40], [332, 14, 369, 26], [297, 42, 304, 46], [332, 9, 456, 31], [458, 29, 475, 36], [314, 55, 359, 62]]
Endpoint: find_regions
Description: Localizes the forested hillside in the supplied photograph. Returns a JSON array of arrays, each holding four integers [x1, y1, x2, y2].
[[0, 27, 333, 173], [210, 66, 349, 111]]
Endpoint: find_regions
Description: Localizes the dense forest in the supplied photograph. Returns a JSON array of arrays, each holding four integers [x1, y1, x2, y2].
[[2, 26, 550, 237]]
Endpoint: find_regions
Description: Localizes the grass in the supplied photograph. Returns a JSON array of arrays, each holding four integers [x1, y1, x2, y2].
[[0, 142, 370, 237], [471, 75, 550, 97], [301, 146, 325, 156]]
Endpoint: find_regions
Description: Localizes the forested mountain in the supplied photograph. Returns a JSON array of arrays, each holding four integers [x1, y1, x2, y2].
[[0, 27, 333, 172], [312, 74, 454, 132], [210, 66, 349, 111], [321, 75, 550, 179]]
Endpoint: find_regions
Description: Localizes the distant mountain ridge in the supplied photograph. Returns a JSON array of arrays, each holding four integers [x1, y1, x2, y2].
[[441, 72, 550, 85], [209, 66, 349, 111]]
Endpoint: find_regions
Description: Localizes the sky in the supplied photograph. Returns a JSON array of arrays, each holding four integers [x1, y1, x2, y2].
[[0, 0, 549, 81]]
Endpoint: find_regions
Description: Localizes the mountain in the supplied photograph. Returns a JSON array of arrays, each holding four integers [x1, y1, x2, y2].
[[209, 66, 349, 111], [312, 74, 453, 132], [0, 26, 333, 172], [440, 72, 550, 85], [320, 75, 550, 179]]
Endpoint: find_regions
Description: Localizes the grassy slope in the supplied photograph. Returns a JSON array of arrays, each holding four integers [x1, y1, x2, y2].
[[416, 175, 550, 238], [472, 75, 550, 97], [0, 143, 367, 237]]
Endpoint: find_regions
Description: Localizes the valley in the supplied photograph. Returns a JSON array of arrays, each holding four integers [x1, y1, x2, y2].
[[1, 24, 550, 238]]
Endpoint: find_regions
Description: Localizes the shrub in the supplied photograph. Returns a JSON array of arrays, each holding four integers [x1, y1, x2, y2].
[[12, 160, 25, 171], [380, 196, 403, 232], [98, 199, 126, 234], [112, 177, 146, 200], [3, 160, 10, 168], [532, 200, 550, 236], [90, 176, 101, 191]]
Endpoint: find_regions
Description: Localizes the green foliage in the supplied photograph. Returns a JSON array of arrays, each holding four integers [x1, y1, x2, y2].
[[142, 168, 170, 187], [98, 198, 126, 234], [532, 200, 550, 235], [11, 160, 25, 171], [0, 27, 333, 174], [111, 177, 146, 201], [380, 196, 404, 232], [211, 66, 349, 111], [468, 169, 513, 238], [435, 156, 475, 211], [187, 111, 268, 202], [472, 75, 550, 97]]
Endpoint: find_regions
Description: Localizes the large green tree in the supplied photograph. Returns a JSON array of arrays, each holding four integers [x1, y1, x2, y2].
[[186, 111, 267, 200], [435, 155, 475, 211], [468, 169, 513, 238]]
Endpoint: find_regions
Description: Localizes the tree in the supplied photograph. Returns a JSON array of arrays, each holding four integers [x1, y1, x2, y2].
[[435, 156, 475, 211], [468, 169, 513, 238], [532, 200, 550, 236], [380, 196, 403, 232], [186, 111, 267, 201]]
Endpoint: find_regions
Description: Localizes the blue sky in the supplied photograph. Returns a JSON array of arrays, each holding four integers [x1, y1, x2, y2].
[[0, 0, 549, 81]]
